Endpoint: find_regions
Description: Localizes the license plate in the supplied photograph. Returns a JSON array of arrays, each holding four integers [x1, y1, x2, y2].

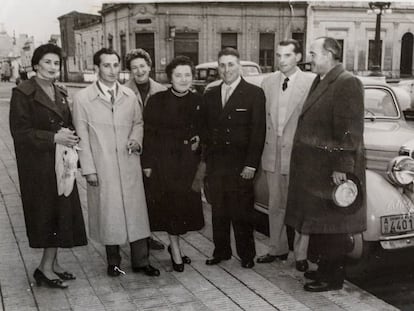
[[381, 214, 414, 235]]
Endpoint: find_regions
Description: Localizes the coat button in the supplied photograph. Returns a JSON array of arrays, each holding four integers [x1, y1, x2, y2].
[[226, 128, 230, 133], [227, 115, 232, 120], [50, 119, 55, 124], [225, 141, 230, 145]]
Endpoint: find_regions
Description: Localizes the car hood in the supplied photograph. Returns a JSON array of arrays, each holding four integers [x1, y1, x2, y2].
[[364, 120, 414, 152]]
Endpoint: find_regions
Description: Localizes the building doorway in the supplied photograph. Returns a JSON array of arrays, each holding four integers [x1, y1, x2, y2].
[[400, 32, 413, 76], [135, 33, 155, 78]]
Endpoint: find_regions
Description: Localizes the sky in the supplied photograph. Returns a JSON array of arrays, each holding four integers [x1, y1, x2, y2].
[[1, 0, 103, 44]]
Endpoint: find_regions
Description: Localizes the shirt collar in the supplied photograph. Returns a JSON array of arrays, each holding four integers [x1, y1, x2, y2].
[[222, 76, 241, 90], [282, 67, 299, 82], [97, 80, 118, 96]]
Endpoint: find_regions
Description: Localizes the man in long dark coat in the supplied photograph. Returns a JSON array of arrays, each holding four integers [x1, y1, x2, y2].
[[285, 37, 366, 292], [202, 48, 266, 268]]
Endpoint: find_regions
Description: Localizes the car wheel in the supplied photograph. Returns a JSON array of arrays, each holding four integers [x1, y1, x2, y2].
[[346, 234, 379, 277]]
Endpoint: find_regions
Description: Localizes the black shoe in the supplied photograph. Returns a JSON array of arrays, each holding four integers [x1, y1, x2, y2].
[[205, 256, 231, 266], [169, 250, 184, 272], [304, 280, 343, 292], [149, 238, 165, 250], [256, 253, 288, 263], [54, 271, 76, 280], [33, 269, 68, 289], [132, 265, 160, 277], [304, 270, 322, 281], [295, 260, 309, 272], [167, 245, 191, 264], [241, 259, 255, 269], [107, 265, 125, 277]]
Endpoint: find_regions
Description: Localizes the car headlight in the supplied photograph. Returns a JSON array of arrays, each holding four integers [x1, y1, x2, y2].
[[399, 146, 412, 157], [387, 156, 414, 186]]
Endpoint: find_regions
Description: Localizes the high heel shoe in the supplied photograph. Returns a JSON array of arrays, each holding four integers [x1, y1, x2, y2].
[[167, 245, 191, 264], [167, 246, 184, 272], [33, 269, 68, 289], [54, 271, 76, 280]]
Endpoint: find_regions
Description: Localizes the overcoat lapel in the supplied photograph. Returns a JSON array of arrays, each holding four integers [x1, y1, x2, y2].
[[32, 80, 65, 120], [300, 64, 344, 116]]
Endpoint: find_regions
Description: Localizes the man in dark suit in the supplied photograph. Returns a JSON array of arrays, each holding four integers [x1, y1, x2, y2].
[[285, 37, 366, 292], [202, 48, 266, 268]]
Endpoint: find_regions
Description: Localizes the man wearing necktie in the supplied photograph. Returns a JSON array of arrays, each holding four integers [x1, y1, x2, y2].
[[257, 39, 315, 272], [73, 48, 160, 278], [286, 37, 365, 292], [202, 48, 266, 268]]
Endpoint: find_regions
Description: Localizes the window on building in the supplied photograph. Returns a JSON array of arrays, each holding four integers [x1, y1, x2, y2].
[[335, 39, 344, 63], [83, 41, 87, 70], [259, 33, 274, 73], [174, 32, 199, 65], [108, 36, 113, 50], [120, 34, 126, 69], [221, 33, 237, 50], [368, 39, 382, 70], [292, 32, 305, 57], [91, 37, 95, 55], [135, 33, 155, 77]]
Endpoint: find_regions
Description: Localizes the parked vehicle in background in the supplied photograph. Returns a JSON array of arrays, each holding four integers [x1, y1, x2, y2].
[[254, 78, 414, 264], [193, 60, 270, 93]]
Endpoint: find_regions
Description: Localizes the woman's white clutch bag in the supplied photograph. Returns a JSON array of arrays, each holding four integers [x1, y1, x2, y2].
[[55, 144, 79, 197]]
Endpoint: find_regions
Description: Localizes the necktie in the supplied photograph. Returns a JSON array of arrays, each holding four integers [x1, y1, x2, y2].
[[108, 89, 115, 105], [223, 85, 231, 107], [282, 77, 289, 91]]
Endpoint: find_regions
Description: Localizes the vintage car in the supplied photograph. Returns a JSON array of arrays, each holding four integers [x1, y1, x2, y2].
[[253, 77, 414, 261], [193, 60, 269, 93]]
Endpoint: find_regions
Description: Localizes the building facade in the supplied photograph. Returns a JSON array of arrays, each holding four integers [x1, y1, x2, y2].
[[74, 20, 103, 72], [307, 1, 414, 78], [100, 2, 308, 81], [58, 11, 101, 81]]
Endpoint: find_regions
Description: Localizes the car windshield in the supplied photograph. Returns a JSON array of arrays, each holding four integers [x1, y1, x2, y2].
[[196, 68, 218, 81], [241, 65, 260, 76], [364, 88, 398, 118]]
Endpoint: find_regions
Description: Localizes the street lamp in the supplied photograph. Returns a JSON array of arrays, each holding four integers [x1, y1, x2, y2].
[[367, 2, 392, 76]]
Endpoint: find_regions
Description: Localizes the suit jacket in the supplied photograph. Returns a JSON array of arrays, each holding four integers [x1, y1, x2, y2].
[[286, 64, 367, 234], [261, 69, 315, 175], [202, 78, 266, 176], [124, 77, 167, 111]]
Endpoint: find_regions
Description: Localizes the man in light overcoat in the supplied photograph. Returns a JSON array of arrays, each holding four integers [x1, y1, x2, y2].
[[257, 39, 315, 272], [73, 48, 160, 278]]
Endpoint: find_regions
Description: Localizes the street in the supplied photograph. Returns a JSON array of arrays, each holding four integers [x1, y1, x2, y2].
[[0, 81, 403, 310]]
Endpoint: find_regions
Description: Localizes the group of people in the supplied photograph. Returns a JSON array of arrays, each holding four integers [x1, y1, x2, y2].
[[9, 35, 366, 294]]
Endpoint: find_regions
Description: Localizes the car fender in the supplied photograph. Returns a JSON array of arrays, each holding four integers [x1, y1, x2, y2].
[[363, 169, 414, 241]]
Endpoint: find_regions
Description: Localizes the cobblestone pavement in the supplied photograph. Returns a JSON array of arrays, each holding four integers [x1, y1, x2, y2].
[[0, 82, 397, 310]]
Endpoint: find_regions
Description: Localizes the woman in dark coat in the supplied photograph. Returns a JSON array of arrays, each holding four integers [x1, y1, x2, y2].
[[142, 56, 204, 272], [9, 44, 87, 289]]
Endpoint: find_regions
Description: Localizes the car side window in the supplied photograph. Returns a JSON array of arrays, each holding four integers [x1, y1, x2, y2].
[[365, 88, 398, 118]]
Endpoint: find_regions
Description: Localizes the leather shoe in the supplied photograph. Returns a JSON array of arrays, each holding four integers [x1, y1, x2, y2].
[[205, 256, 231, 265], [132, 265, 160, 277], [304, 281, 343, 292], [295, 260, 309, 272], [149, 238, 165, 250], [241, 260, 255, 269], [107, 265, 125, 277], [256, 253, 288, 264], [304, 270, 320, 281]]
